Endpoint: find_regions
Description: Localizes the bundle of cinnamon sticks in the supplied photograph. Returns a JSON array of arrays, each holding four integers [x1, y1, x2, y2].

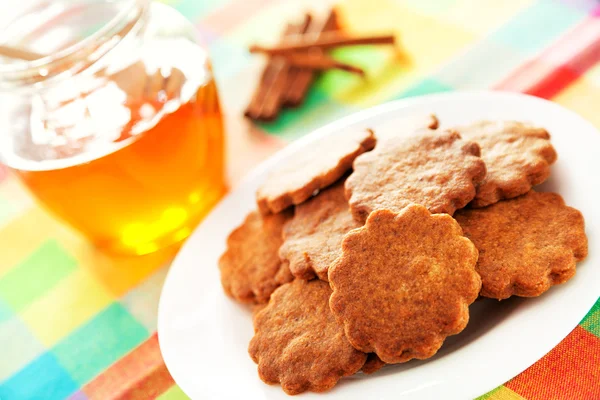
[[245, 10, 397, 122]]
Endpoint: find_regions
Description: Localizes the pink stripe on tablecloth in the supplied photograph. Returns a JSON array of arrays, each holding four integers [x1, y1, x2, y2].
[[541, 16, 600, 74], [494, 16, 600, 97], [82, 334, 174, 400], [200, 0, 288, 36]]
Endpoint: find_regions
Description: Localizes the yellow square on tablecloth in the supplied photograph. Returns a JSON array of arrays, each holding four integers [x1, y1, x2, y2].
[[553, 64, 600, 128], [328, 0, 475, 105], [21, 269, 114, 347]]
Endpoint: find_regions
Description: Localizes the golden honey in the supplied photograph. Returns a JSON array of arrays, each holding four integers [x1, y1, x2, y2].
[[16, 79, 226, 255]]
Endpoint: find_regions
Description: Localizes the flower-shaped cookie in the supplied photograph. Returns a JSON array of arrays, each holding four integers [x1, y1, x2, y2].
[[219, 210, 293, 304], [257, 129, 376, 214], [455, 191, 587, 299], [345, 131, 486, 223], [249, 279, 366, 394], [454, 120, 557, 207], [279, 179, 361, 281], [329, 205, 481, 363]]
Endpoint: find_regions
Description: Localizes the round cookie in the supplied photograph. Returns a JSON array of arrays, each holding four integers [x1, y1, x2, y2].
[[256, 128, 376, 215], [279, 179, 361, 281], [455, 191, 587, 299], [329, 205, 481, 364], [345, 130, 486, 223], [218, 210, 293, 304], [454, 120, 557, 207], [249, 279, 367, 395]]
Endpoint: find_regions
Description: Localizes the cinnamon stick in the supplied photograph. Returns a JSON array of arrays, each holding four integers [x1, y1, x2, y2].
[[283, 53, 365, 76], [245, 14, 312, 120], [284, 10, 339, 107], [249, 33, 396, 56], [245, 53, 281, 120], [256, 58, 289, 120]]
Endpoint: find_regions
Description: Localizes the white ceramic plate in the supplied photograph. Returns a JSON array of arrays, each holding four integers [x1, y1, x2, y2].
[[158, 92, 600, 400]]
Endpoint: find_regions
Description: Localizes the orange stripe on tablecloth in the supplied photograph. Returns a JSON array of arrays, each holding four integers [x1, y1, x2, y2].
[[82, 333, 174, 400], [494, 16, 600, 97], [200, 0, 287, 36], [505, 326, 600, 400]]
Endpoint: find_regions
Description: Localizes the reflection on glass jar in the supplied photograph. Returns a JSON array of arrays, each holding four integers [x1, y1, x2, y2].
[[0, 0, 226, 255]]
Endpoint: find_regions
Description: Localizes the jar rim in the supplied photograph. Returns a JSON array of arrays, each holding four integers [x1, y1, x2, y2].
[[0, 0, 149, 89]]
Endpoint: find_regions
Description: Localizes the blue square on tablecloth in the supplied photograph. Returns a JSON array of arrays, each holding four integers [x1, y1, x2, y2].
[[209, 39, 253, 82], [489, 0, 584, 53], [392, 78, 453, 100], [50, 303, 148, 385], [0, 353, 77, 400]]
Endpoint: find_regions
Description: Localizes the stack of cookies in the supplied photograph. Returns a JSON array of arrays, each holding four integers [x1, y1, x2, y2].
[[218, 116, 588, 395]]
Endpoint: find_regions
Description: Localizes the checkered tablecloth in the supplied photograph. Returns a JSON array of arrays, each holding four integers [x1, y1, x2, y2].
[[0, 0, 599, 399]]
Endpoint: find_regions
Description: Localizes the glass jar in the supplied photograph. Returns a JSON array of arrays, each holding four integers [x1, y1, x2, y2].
[[0, 0, 226, 255]]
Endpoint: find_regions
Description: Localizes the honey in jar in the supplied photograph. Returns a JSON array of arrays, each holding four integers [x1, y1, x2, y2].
[[0, 0, 226, 254]]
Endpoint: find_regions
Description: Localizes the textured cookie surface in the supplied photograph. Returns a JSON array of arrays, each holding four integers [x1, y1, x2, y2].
[[455, 191, 587, 299], [256, 129, 376, 214], [329, 205, 481, 364], [345, 131, 486, 222], [455, 120, 557, 207], [248, 279, 367, 395], [218, 210, 293, 304], [362, 354, 386, 374], [279, 180, 360, 281]]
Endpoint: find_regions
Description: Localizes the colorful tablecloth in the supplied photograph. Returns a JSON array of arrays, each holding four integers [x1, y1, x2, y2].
[[1, 0, 599, 399]]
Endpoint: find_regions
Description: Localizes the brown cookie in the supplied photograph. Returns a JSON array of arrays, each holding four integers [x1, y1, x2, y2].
[[455, 191, 587, 299], [249, 279, 367, 395], [362, 353, 386, 374], [329, 205, 481, 364], [256, 128, 376, 215], [345, 130, 486, 223], [219, 210, 293, 304], [279, 179, 361, 281], [454, 120, 557, 207]]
